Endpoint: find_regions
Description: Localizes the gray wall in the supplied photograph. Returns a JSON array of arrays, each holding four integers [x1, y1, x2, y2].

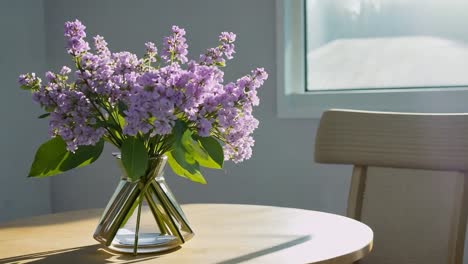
[[43, 0, 351, 215], [0, 0, 52, 222]]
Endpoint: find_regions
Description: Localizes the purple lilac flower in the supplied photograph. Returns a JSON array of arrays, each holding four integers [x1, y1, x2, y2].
[[224, 136, 255, 163], [144, 42, 157, 63], [161, 25, 188, 64], [45, 72, 56, 83], [64, 20, 90, 55], [18, 73, 41, 88], [200, 48, 223, 65], [197, 118, 212, 137], [113, 51, 139, 74], [123, 66, 180, 136], [234, 68, 268, 106], [93, 35, 110, 56], [47, 89, 105, 151], [59, 66, 71, 75], [196, 67, 267, 162], [220, 113, 259, 163], [219, 32, 236, 43], [219, 32, 236, 59], [252, 68, 268, 87], [18, 74, 28, 86], [200, 32, 236, 66], [145, 42, 157, 55], [64, 20, 86, 38], [29, 76, 104, 151]]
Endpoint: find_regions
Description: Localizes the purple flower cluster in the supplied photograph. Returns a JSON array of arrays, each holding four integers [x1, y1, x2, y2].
[[64, 19, 90, 55], [144, 42, 157, 63], [20, 19, 268, 162], [30, 68, 105, 151], [19, 73, 41, 88], [161, 26, 188, 64], [200, 32, 236, 66], [208, 68, 268, 162]]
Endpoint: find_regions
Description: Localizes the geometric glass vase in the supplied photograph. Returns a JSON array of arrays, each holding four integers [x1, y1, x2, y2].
[[93, 154, 194, 255]]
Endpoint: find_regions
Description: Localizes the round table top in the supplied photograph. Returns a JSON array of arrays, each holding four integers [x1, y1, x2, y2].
[[0, 204, 373, 264]]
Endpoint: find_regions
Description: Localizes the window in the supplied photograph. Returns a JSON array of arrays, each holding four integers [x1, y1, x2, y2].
[[277, 0, 468, 118]]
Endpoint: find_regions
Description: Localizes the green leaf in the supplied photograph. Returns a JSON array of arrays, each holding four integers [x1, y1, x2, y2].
[[28, 137, 104, 177], [167, 149, 206, 184], [121, 136, 148, 181], [59, 140, 105, 171], [29, 137, 68, 177], [165, 120, 207, 184], [181, 130, 209, 160], [173, 120, 187, 137], [183, 132, 224, 169], [194, 135, 224, 169], [117, 101, 128, 116], [37, 113, 50, 119], [117, 114, 126, 130]]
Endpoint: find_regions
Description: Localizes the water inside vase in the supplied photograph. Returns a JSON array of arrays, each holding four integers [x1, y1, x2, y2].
[[110, 202, 180, 252]]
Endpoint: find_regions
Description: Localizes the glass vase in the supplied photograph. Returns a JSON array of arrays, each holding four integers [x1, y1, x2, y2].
[[93, 154, 194, 254]]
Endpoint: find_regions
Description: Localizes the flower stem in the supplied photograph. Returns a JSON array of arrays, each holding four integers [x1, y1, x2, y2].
[[89, 100, 121, 146], [152, 183, 185, 243], [133, 198, 143, 256], [144, 190, 169, 235]]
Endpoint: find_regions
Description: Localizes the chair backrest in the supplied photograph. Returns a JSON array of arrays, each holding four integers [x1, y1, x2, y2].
[[315, 109, 468, 264]]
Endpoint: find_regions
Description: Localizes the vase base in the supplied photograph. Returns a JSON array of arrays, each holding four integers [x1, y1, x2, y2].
[[110, 232, 179, 254], [107, 231, 195, 254]]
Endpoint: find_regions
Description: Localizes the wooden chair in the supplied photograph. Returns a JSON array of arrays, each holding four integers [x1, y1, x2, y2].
[[314, 109, 468, 264]]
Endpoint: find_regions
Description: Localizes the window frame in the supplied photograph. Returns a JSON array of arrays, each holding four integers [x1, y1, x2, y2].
[[276, 0, 468, 118]]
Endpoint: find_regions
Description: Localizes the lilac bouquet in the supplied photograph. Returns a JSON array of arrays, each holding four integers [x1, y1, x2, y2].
[[20, 20, 267, 183]]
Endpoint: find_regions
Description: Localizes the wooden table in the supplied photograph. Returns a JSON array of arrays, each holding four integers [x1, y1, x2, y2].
[[0, 204, 373, 264]]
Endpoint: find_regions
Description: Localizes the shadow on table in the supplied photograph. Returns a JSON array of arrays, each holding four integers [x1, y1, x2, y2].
[[0, 235, 311, 264], [0, 244, 180, 264], [215, 235, 312, 264]]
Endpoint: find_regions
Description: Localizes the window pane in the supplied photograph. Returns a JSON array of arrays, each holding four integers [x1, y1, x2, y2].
[[306, 0, 468, 91]]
